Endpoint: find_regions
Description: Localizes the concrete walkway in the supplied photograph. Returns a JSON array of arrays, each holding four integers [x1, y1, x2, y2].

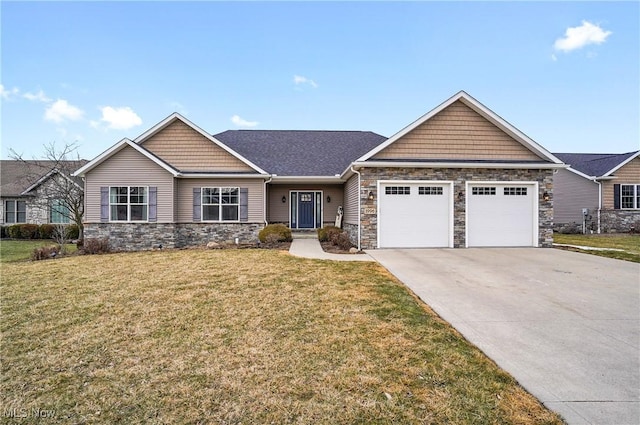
[[288, 234, 374, 262], [367, 248, 640, 425]]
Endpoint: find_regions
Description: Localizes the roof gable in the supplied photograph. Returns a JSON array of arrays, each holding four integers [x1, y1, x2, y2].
[[136, 113, 266, 174], [73, 139, 180, 177], [215, 130, 387, 176], [1, 160, 86, 197], [359, 91, 562, 164], [554, 151, 640, 178]]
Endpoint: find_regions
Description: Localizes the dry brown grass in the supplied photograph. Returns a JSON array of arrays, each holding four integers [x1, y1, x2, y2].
[[1, 249, 564, 424]]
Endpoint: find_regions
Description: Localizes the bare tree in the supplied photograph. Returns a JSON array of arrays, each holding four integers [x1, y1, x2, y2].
[[9, 142, 86, 240]]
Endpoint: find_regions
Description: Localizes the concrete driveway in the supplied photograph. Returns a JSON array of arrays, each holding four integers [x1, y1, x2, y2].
[[367, 248, 639, 425]]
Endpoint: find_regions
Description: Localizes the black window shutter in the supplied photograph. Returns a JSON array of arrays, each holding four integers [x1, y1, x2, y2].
[[148, 187, 157, 222], [240, 188, 248, 222], [613, 184, 620, 209], [100, 187, 109, 222], [193, 187, 201, 222]]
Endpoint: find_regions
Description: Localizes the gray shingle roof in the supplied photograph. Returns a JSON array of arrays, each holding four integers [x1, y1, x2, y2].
[[553, 152, 639, 177], [214, 130, 387, 176], [1, 160, 87, 197]]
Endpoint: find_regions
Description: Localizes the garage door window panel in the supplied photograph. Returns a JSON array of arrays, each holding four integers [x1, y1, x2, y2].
[[385, 186, 411, 195], [472, 187, 496, 195], [419, 187, 443, 195], [504, 187, 528, 196]]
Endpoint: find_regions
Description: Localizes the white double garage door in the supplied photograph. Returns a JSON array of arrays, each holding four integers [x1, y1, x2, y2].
[[378, 181, 538, 248]]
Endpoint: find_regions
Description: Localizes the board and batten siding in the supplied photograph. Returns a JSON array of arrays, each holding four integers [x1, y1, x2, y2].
[[602, 157, 640, 209], [267, 184, 344, 224], [373, 101, 542, 161], [176, 178, 264, 223], [142, 120, 255, 173], [553, 168, 599, 224], [84, 146, 175, 223], [343, 175, 359, 225]]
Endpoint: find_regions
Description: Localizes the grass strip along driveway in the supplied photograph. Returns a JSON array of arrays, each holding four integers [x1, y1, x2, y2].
[[1, 249, 563, 424], [553, 233, 640, 263]]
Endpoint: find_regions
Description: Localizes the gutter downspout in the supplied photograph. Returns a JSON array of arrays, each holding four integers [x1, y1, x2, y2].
[[263, 176, 272, 226], [350, 166, 362, 251], [595, 178, 602, 234]]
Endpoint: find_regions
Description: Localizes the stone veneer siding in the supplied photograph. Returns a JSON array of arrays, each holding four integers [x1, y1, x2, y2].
[[600, 210, 640, 233], [356, 167, 554, 249], [343, 223, 358, 248], [84, 223, 263, 251]]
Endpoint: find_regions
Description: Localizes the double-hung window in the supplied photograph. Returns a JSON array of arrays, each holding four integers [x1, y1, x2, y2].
[[202, 187, 239, 221], [4, 200, 26, 223], [620, 184, 640, 209], [50, 199, 70, 223], [110, 186, 148, 221]]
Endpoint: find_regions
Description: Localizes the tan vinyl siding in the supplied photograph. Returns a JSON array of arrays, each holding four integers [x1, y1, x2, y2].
[[84, 146, 175, 223], [176, 178, 264, 223], [602, 157, 640, 209], [268, 184, 344, 225], [343, 175, 359, 225], [142, 120, 255, 172], [373, 101, 542, 161], [554, 169, 599, 224]]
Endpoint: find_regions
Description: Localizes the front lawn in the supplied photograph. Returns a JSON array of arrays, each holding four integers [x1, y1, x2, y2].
[[1, 250, 563, 424], [0, 239, 77, 263], [554, 233, 640, 263]]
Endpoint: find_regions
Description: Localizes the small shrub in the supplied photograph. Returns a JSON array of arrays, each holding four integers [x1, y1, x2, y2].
[[0, 226, 8, 239], [330, 231, 353, 251], [76, 239, 84, 249], [9, 224, 39, 239], [39, 224, 56, 239], [317, 225, 341, 242], [81, 238, 111, 255], [258, 224, 292, 243], [31, 245, 60, 261], [65, 224, 80, 240]]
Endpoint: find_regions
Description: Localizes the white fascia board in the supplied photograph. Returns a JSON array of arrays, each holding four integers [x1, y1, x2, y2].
[[133, 112, 269, 176], [564, 166, 596, 181], [72, 139, 180, 177], [22, 169, 83, 195], [269, 176, 345, 184], [357, 91, 563, 165], [352, 161, 567, 170], [177, 173, 271, 179], [602, 150, 640, 177]]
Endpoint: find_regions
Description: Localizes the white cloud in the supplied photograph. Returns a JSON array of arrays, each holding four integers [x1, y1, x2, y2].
[[98, 106, 142, 130], [45, 99, 84, 123], [293, 74, 318, 88], [231, 115, 258, 128], [23, 90, 51, 103], [554, 21, 612, 53], [0, 84, 20, 100]]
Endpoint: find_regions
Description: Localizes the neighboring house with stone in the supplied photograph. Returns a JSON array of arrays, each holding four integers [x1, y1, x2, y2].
[[1, 160, 86, 226], [553, 151, 640, 233], [73, 91, 565, 251]]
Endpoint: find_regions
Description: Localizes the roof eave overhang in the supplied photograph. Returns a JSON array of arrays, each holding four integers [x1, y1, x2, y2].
[[178, 173, 270, 179], [594, 176, 617, 181], [351, 161, 567, 170], [270, 175, 344, 184]]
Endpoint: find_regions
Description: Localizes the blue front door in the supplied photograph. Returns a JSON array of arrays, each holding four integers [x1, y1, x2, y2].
[[298, 192, 315, 228]]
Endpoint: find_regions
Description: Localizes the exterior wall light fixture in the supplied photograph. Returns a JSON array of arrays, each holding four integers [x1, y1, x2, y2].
[[282, 196, 286, 203], [368, 191, 374, 201], [543, 192, 550, 202]]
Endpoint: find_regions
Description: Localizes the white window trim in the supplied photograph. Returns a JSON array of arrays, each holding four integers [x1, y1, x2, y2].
[[201, 187, 240, 222], [109, 186, 149, 223], [376, 180, 454, 249], [4, 199, 27, 224], [620, 184, 640, 210], [50, 199, 71, 224], [465, 181, 539, 248]]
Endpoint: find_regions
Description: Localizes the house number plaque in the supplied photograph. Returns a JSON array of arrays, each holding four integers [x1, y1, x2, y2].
[[364, 208, 376, 215]]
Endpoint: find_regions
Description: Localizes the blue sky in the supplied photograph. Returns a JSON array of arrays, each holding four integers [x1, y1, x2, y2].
[[1, 1, 638, 160]]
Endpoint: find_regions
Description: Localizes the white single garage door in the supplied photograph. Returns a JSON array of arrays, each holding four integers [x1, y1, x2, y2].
[[378, 182, 452, 248], [467, 183, 537, 247]]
